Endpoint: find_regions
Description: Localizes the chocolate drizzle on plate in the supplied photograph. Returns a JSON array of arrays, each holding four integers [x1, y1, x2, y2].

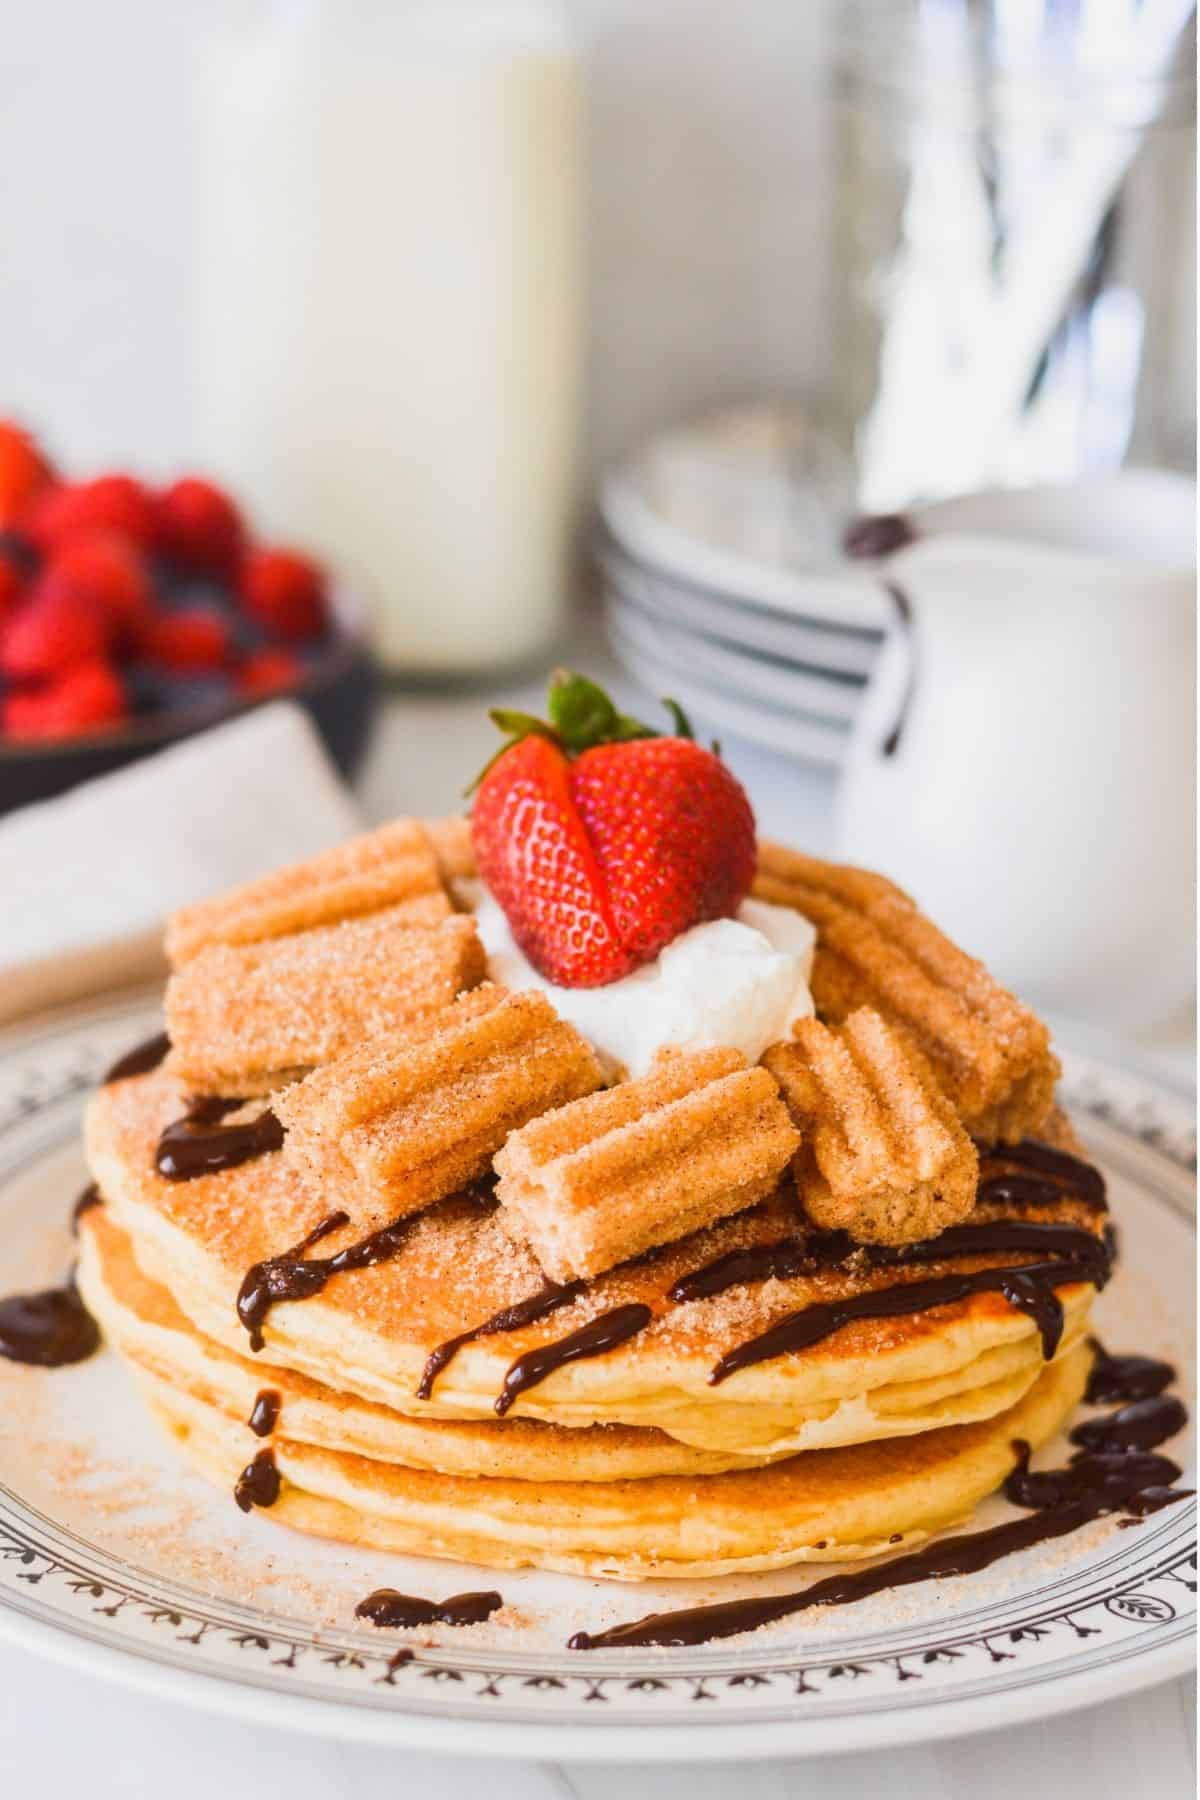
[[155, 1096, 284, 1182], [0, 1273, 101, 1367], [569, 1345, 1191, 1649], [1069, 1394, 1188, 1454], [1085, 1339, 1175, 1405], [248, 1389, 281, 1438], [417, 1278, 585, 1400], [233, 1447, 280, 1512], [495, 1302, 653, 1417], [355, 1588, 503, 1629], [102, 1030, 170, 1085]]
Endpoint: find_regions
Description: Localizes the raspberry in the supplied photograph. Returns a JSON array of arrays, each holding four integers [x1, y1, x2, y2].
[[41, 535, 153, 648], [235, 647, 302, 696], [0, 421, 55, 526], [156, 477, 245, 576], [21, 473, 157, 553], [0, 584, 111, 679], [147, 607, 232, 672], [2, 660, 126, 740], [239, 548, 327, 643]]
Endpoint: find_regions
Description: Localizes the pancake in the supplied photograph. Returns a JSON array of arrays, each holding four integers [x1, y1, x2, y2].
[[86, 1069, 1103, 1458], [77, 1207, 787, 1480], [126, 1341, 1092, 1579]]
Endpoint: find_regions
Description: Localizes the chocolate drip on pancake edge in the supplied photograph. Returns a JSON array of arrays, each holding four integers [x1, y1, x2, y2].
[[495, 1303, 653, 1417], [103, 1030, 170, 1085], [236, 1210, 422, 1351], [248, 1389, 281, 1437], [0, 1271, 101, 1367], [707, 1241, 1111, 1385], [417, 1279, 585, 1400], [233, 1447, 280, 1512], [156, 1096, 284, 1182], [355, 1588, 503, 1629]]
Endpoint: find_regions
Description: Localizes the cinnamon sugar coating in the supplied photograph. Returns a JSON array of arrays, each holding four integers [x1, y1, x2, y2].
[[494, 1048, 802, 1282], [754, 842, 1058, 1143], [165, 912, 486, 1096], [764, 1009, 979, 1246], [422, 815, 476, 886], [165, 819, 450, 966], [275, 985, 604, 1229]]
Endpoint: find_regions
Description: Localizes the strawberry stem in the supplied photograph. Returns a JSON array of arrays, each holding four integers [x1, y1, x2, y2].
[[466, 670, 696, 792]]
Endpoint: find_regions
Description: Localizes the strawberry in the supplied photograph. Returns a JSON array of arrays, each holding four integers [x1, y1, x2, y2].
[[147, 607, 232, 672], [0, 584, 111, 679], [156, 477, 245, 575], [0, 422, 55, 525], [470, 672, 756, 987], [21, 473, 156, 553], [0, 556, 23, 627], [40, 535, 153, 648], [239, 548, 327, 643], [2, 659, 126, 739], [235, 646, 302, 695]]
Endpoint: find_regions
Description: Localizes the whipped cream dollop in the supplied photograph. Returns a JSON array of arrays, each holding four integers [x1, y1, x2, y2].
[[466, 886, 816, 1077]]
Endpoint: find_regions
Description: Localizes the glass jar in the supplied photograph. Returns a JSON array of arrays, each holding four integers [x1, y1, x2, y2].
[[829, 0, 1196, 509], [192, 0, 583, 679]]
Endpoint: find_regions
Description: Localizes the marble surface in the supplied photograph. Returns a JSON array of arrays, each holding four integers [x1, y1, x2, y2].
[[3, 642, 1194, 1790]]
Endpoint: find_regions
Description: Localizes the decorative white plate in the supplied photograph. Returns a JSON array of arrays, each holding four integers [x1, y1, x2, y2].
[[0, 996, 1194, 1762]]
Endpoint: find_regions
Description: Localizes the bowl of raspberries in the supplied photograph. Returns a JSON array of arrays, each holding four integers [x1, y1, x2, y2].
[[0, 421, 377, 815]]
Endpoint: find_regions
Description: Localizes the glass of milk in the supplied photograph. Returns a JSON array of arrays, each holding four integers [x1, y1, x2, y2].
[[192, 0, 582, 680]]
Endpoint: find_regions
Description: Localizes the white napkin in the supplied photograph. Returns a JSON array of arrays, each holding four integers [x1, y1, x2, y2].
[[0, 703, 362, 1026]]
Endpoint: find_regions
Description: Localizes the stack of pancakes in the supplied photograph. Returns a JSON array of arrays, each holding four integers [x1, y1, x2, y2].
[[79, 819, 1104, 1581]]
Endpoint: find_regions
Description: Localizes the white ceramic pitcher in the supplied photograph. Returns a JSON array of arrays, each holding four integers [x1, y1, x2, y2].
[[836, 471, 1196, 1034]]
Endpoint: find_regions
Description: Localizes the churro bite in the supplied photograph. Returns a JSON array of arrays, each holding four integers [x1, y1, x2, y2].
[[165, 818, 450, 966], [763, 1007, 979, 1246], [422, 815, 476, 888], [493, 1047, 801, 1282], [164, 912, 486, 1096], [754, 841, 1058, 1143], [275, 984, 603, 1229]]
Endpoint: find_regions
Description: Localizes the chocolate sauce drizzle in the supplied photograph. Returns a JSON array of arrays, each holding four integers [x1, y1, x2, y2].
[[236, 1210, 426, 1351], [976, 1139, 1108, 1214], [355, 1588, 503, 1629], [156, 1096, 284, 1182], [0, 1274, 101, 1367], [417, 1279, 585, 1400], [708, 1241, 1110, 1385], [1004, 1439, 1183, 1511], [1085, 1339, 1175, 1405], [842, 513, 917, 560], [103, 1030, 170, 1085], [1070, 1395, 1188, 1454], [71, 1183, 102, 1234], [233, 1447, 280, 1512], [568, 1347, 1191, 1649], [495, 1303, 653, 1417], [248, 1389, 281, 1437]]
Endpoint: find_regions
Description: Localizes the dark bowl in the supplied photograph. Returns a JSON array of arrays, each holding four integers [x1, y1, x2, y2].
[[0, 596, 379, 818]]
